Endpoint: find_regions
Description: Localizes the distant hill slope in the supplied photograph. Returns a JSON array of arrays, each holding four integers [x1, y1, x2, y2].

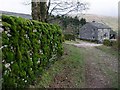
[[80, 14, 118, 32], [0, 10, 32, 19]]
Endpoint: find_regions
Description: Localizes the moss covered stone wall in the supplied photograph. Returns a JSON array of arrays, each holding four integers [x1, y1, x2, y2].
[[1, 15, 63, 88]]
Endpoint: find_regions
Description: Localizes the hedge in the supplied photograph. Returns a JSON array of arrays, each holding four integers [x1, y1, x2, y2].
[[1, 15, 63, 88]]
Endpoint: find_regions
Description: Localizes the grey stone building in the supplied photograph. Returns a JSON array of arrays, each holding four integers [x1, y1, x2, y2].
[[79, 21, 115, 43]]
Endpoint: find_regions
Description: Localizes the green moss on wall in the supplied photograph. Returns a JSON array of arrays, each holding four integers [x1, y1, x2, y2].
[[2, 15, 63, 88]]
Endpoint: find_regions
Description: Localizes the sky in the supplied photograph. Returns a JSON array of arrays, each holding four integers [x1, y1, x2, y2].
[[0, 0, 119, 17], [84, 0, 119, 17]]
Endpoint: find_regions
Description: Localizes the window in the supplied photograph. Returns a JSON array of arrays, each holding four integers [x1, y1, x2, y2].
[[104, 33, 107, 37]]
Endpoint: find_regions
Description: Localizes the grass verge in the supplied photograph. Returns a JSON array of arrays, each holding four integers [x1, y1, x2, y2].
[[95, 45, 118, 57], [35, 43, 85, 88], [95, 45, 118, 88]]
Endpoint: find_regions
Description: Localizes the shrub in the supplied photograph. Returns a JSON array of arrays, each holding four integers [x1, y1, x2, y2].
[[2, 15, 63, 88], [64, 34, 75, 41], [103, 39, 111, 46], [111, 40, 118, 50]]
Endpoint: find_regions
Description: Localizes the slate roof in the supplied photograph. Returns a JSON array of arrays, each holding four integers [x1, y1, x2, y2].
[[87, 22, 111, 29], [0, 10, 32, 19]]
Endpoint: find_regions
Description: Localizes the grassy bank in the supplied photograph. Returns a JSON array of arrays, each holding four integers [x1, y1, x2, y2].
[[35, 43, 85, 88], [95, 45, 118, 57], [95, 45, 118, 88]]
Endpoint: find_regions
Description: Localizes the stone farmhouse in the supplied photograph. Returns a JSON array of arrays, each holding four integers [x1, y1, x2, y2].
[[79, 21, 116, 43]]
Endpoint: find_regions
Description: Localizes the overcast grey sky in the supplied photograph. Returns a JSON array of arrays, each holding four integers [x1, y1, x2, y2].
[[0, 0, 119, 17]]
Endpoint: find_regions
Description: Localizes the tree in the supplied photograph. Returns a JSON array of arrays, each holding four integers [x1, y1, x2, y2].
[[31, 0, 47, 22], [31, 2, 40, 21], [80, 18, 86, 26], [47, 0, 89, 21], [25, 0, 88, 22]]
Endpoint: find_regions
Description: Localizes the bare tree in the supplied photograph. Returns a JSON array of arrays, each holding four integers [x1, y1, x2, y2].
[[47, 0, 89, 16], [24, 0, 89, 22]]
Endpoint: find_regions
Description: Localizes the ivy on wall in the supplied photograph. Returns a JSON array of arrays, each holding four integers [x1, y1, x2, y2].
[[2, 15, 63, 88]]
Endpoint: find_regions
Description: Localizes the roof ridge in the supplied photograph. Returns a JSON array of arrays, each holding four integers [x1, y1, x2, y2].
[[88, 21, 111, 29]]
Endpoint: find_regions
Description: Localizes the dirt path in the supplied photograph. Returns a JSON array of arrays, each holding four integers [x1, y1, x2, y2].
[[74, 41, 118, 88], [74, 40, 102, 47], [49, 66, 76, 88], [48, 41, 118, 88]]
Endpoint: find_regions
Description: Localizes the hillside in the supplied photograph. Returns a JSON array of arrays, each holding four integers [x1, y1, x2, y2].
[[0, 10, 32, 19], [79, 14, 118, 32]]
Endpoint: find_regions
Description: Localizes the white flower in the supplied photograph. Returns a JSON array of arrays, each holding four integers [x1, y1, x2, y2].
[[0, 46, 4, 49], [11, 47, 13, 50], [7, 33, 11, 37], [4, 70, 7, 75], [4, 45, 8, 47], [22, 79, 24, 81], [25, 80, 27, 83], [5, 31, 8, 34], [11, 61, 14, 64], [5, 63, 10, 68], [24, 34, 28, 38], [8, 68, 11, 71], [38, 40, 41, 43], [2, 60, 5, 63], [29, 51, 32, 55], [30, 22, 33, 25], [33, 29, 37, 32], [39, 50, 42, 53], [37, 59, 40, 64]]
